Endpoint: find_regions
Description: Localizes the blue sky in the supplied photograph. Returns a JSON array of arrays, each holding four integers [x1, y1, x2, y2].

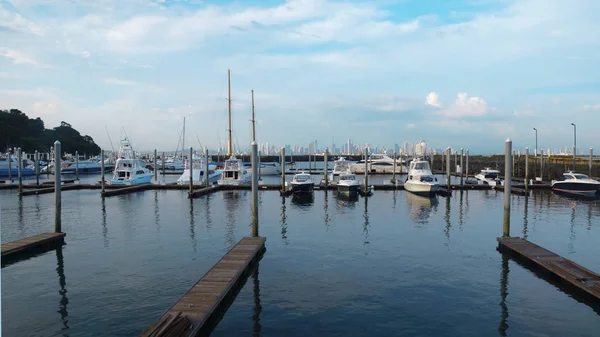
[[1, 0, 599, 154]]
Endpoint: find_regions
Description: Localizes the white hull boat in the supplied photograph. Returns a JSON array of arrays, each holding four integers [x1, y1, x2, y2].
[[404, 158, 439, 196], [218, 156, 251, 186]]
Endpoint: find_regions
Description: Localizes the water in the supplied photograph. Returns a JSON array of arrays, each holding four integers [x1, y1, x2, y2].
[[2, 174, 600, 336]]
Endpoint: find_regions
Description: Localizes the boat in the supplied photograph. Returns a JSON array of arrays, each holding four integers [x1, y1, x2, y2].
[[404, 158, 439, 196], [328, 157, 352, 185], [290, 172, 314, 194], [245, 161, 282, 176], [475, 168, 503, 187], [177, 152, 221, 185], [110, 137, 154, 185], [551, 172, 600, 197], [0, 154, 35, 177], [351, 153, 400, 173], [60, 160, 102, 174], [217, 156, 251, 186], [337, 172, 361, 196]]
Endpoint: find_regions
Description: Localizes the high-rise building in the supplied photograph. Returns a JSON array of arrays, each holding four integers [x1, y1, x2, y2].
[[415, 140, 427, 156]]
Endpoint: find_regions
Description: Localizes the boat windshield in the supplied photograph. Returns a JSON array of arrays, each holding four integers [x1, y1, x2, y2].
[[420, 176, 436, 182], [294, 175, 310, 181], [484, 173, 498, 179], [224, 160, 241, 170], [572, 174, 589, 179], [340, 175, 355, 180], [413, 162, 430, 170]]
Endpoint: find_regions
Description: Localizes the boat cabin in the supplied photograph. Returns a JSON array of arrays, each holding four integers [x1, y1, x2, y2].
[[409, 161, 431, 171], [479, 169, 500, 179], [557, 173, 590, 181], [293, 174, 311, 182], [339, 174, 356, 181]]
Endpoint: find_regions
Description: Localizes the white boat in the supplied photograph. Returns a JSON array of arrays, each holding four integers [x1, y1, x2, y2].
[[404, 158, 439, 196], [246, 161, 282, 176], [110, 137, 154, 185], [351, 153, 401, 173], [475, 168, 503, 187], [337, 172, 361, 196], [290, 172, 314, 194], [177, 153, 221, 185], [217, 156, 251, 186], [328, 157, 353, 185], [60, 160, 102, 174], [551, 172, 600, 197]]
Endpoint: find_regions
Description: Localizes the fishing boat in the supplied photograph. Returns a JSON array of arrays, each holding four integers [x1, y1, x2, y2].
[[337, 172, 361, 196], [475, 168, 503, 187], [328, 157, 352, 185], [246, 162, 282, 176], [352, 153, 401, 173], [551, 172, 600, 197], [290, 172, 314, 194], [177, 152, 221, 185], [0, 154, 34, 177], [61, 160, 102, 174], [404, 158, 439, 196], [110, 137, 154, 185]]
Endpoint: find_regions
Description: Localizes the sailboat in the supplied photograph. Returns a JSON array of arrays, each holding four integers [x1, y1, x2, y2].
[[218, 69, 251, 186], [245, 89, 281, 176]]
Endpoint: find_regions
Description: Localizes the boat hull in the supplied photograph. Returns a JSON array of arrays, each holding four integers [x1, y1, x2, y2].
[[291, 182, 314, 193], [217, 176, 251, 186], [110, 173, 153, 185], [61, 166, 102, 174], [247, 164, 281, 176], [177, 169, 222, 185], [404, 181, 439, 196], [337, 183, 361, 195], [551, 182, 600, 197], [0, 168, 35, 177]]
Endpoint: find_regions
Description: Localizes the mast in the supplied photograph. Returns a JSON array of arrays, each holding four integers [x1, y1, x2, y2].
[[227, 69, 233, 157], [182, 117, 186, 160], [251, 89, 256, 142]]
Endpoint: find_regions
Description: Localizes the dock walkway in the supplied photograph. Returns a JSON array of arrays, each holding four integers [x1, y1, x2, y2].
[[140, 237, 266, 337], [1, 232, 66, 262], [498, 237, 600, 300]]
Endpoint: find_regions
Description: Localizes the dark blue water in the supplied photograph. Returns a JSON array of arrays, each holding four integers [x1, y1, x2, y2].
[[1, 175, 600, 336]]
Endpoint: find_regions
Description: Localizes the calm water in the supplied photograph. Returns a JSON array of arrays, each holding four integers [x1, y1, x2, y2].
[[1, 173, 600, 336]]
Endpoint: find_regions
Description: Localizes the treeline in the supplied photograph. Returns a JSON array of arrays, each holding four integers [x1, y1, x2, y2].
[[1, 109, 101, 155]]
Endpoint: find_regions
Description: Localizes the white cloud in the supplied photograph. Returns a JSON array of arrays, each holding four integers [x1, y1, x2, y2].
[[0, 4, 45, 36], [426, 92, 440, 107], [31, 102, 57, 115], [582, 104, 600, 111], [104, 78, 138, 86], [441, 93, 488, 118], [0, 48, 39, 66], [406, 123, 416, 129]]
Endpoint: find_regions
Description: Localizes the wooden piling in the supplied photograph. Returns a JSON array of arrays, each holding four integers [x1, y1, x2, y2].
[[251, 142, 259, 237], [460, 148, 464, 187], [162, 151, 165, 174], [525, 148, 529, 193], [205, 147, 209, 186], [503, 139, 512, 237], [280, 147, 285, 193], [189, 147, 194, 195], [75, 151, 79, 181], [154, 149, 158, 182], [324, 148, 328, 186], [364, 148, 369, 193], [35, 150, 40, 186], [446, 147, 451, 190], [54, 141, 62, 233], [7, 151, 12, 181], [101, 149, 106, 193], [465, 149, 469, 179], [392, 151, 397, 184], [17, 148, 22, 193], [590, 148, 593, 178]]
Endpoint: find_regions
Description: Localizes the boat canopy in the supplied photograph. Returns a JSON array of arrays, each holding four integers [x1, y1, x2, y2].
[[410, 161, 431, 171], [340, 174, 356, 180], [293, 174, 311, 182]]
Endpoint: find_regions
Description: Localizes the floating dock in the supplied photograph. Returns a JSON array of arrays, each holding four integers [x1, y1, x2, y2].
[[1, 232, 66, 264], [189, 185, 222, 198], [497, 237, 600, 300], [139, 236, 266, 337]]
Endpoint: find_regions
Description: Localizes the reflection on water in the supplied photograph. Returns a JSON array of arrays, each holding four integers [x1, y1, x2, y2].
[[154, 191, 160, 233], [335, 191, 359, 208], [444, 195, 451, 245], [522, 196, 529, 239], [56, 247, 69, 331], [405, 192, 439, 226], [280, 197, 288, 245], [190, 198, 197, 253], [569, 205, 576, 255], [205, 193, 212, 231], [363, 197, 370, 247], [252, 263, 261, 337], [291, 192, 314, 207], [101, 197, 108, 247], [498, 254, 509, 336], [223, 191, 244, 247], [323, 191, 330, 231]]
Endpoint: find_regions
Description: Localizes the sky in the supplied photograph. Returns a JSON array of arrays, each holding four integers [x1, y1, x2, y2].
[[1, 0, 599, 154]]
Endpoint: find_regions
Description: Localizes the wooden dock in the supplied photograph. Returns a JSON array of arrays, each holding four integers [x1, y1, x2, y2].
[[2, 232, 66, 265], [101, 184, 154, 197], [498, 237, 600, 300], [189, 185, 222, 198], [140, 237, 266, 337]]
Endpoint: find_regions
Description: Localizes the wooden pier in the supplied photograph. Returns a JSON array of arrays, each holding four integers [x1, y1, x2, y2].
[[498, 237, 600, 300], [2, 232, 66, 265], [140, 237, 266, 337], [189, 185, 222, 198]]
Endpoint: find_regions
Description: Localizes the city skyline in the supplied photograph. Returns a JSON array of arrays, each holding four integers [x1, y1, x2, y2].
[[1, 0, 599, 154]]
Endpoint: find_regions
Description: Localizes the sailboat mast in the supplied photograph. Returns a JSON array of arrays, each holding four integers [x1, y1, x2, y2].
[[251, 89, 256, 142], [227, 69, 233, 157], [182, 117, 186, 159]]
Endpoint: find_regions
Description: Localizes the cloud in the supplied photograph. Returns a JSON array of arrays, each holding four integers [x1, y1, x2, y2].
[[581, 104, 600, 111], [104, 78, 138, 86], [0, 4, 45, 36], [0, 48, 39, 66], [426, 92, 440, 107], [406, 123, 416, 129], [440, 93, 488, 118], [31, 102, 57, 115], [552, 97, 560, 104]]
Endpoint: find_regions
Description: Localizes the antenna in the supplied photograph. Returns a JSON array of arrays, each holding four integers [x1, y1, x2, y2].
[[105, 126, 115, 154], [196, 134, 203, 149], [227, 69, 233, 157]]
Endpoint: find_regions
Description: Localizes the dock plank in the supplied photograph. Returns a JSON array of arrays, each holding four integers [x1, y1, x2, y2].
[[1, 232, 66, 260], [498, 237, 600, 300], [139, 236, 266, 337]]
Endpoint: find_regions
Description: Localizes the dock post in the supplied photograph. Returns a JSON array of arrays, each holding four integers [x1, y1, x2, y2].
[[205, 147, 209, 186], [251, 142, 259, 237], [280, 147, 285, 193], [512, 150, 515, 174], [8, 151, 12, 181], [17, 147, 23, 193], [258, 150, 262, 181], [324, 148, 328, 186], [153, 149, 157, 182], [75, 151, 79, 181], [454, 150, 458, 174], [189, 147, 194, 195], [101, 149, 105, 193], [503, 139, 512, 237], [54, 141, 62, 233], [446, 147, 451, 190], [364, 148, 369, 193], [525, 148, 529, 193], [590, 148, 593, 178], [35, 150, 40, 186], [161, 151, 165, 174], [540, 149, 544, 181], [392, 151, 397, 184], [460, 148, 464, 188], [465, 149, 469, 179]]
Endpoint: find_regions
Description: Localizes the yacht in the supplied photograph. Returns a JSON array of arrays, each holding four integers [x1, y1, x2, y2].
[[551, 172, 600, 197], [290, 172, 314, 194], [246, 161, 282, 176], [177, 153, 221, 185], [217, 156, 251, 186], [328, 157, 352, 185], [351, 153, 399, 173], [61, 160, 102, 174], [0, 155, 35, 177], [337, 172, 361, 196], [110, 138, 154, 185], [404, 158, 439, 196], [475, 168, 503, 187]]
